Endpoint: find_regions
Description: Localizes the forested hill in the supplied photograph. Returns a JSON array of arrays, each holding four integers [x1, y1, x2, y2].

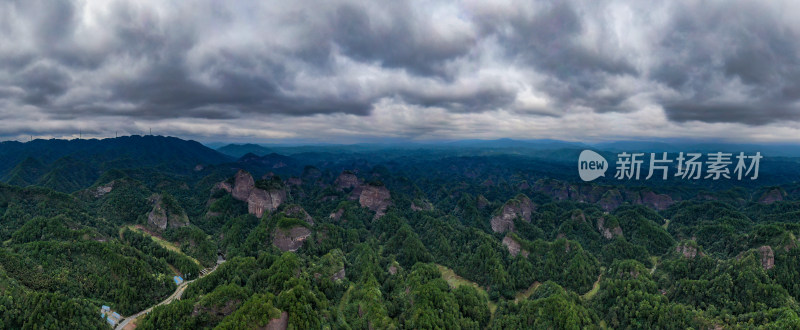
[[4, 137, 800, 328], [0, 136, 231, 192]]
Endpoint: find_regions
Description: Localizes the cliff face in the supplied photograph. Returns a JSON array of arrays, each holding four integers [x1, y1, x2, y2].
[[246, 188, 286, 218], [640, 191, 674, 211], [597, 217, 623, 239], [759, 246, 775, 270], [502, 235, 529, 258], [93, 181, 114, 198], [284, 205, 314, 226], [531, 179, 675, 212], [230, 169, 286, 218], [273, 226, 312, 252], [232, 170, 255, 201], [335, 172, 360, 190], [491, 194, 535, 233], [359, 184, 391, 218], [758, 188, 785, 204], [147, 194, 189, 231]]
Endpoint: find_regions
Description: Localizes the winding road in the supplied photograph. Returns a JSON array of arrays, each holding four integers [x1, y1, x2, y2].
[[114, 257, 225, 330]]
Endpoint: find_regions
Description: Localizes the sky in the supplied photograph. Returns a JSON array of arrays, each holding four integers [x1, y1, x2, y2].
[[2, 0, 800, 143]]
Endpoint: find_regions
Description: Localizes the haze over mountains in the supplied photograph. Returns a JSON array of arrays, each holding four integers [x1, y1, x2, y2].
[[2, 135, 800, 328]]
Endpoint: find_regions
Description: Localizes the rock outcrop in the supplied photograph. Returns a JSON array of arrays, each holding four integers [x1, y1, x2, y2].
[[93, 181, 114, 198], [759, 188, 785, 204], [502, 235, 529, 258], [530, 178, 678, 212], [640, 191, 674, 210], [232, 170, 255, 200], [283, 205, 314, 225], [335, 171, 360, 190], [147, 194, 189, 231], [265, 311, 289, 330], [230, 170, 286, 218], [273, 226, 312, 252], [358, 184, 392, 218], [214, 181, 232, 193], [596, 217, 623, 239], [490, 194, 535, 233], [759, 245, 775, 270], [329, 208, 344, 221], [247, 188, 286, 218], [330, 268, 346, 281], [676, 243, 702, 259]]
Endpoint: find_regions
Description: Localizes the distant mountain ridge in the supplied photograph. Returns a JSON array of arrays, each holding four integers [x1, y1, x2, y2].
[[0, 135, 231, 192]]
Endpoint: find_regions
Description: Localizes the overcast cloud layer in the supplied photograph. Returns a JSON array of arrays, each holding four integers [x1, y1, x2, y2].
[[2, 0, 800, 143]]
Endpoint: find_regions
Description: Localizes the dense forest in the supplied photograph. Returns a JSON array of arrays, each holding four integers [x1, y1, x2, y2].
[[3, 136, 800, 328]]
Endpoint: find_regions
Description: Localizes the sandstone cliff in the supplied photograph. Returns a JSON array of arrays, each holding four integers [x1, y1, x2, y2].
[[147, 194, 189, 231], [229, 169, 287, 218], [490, 194, 535, 233], [273, 226, 312, 252]]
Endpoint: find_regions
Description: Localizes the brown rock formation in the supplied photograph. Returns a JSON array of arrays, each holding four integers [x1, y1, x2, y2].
[[265, 311, 289, 330], [330, 268, 346, 281], [93, 182, 114, 198], [147, 194, 189, 231], [214, 181, 232, 193], [490, 194, 535, 233], [640, 191, 674, 210], [502, 235, 529, 258], [283, 205, 314, 225], [232, 170, 255, 201], [598, 190, 624, 211], [359, 184, 392, 218], [230, 170, 286, 218], [759, 188, 785, 204], [329, 208, 344, 221], [597, 217, 623, 239], [759, 246, 775, 270], [335, 171, 360, 190], [676, 243, 701, 259], [247, 188, 286, 218], [476, 195, 489, 209], [273, 226, 312, 252]]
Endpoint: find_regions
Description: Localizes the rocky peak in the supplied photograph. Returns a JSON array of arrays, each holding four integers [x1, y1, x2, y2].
[[273, 226, 312, 252], [758, 188, 785, 204], [227, 170, 287, 218], [759, 245, 775, 270], [147, 194, 189, 231], [213, 181, 232, 193], [596, 217, 623, 239], [490, 194, 535, 233], [476, 195, 489, 209], [640, 191, 674, 210], [359, 183, 392, 219], [335, 171, 360, 190], [232, 169, 255, 201], [676, 242, 702, 259], [283, 205, 314, 226], [502, 235, 529, 258], [93, 181, 115, 198], [247, 188, 286, 218]]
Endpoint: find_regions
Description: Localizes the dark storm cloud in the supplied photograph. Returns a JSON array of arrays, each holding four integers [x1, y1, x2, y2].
[[2, 0, 800, 140], [653, 1, 800, 124]]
